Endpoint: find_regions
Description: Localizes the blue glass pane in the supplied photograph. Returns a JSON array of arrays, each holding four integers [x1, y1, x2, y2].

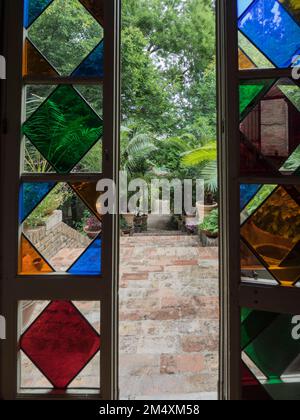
[[238, 0, 254, 17], [239, 0, 300, 68], [19, 182, 56, 223], [24, 0, 53, 29], [240, 184, 261, 210], [72, 40, 104, 78], [68, 237, 102, 275]]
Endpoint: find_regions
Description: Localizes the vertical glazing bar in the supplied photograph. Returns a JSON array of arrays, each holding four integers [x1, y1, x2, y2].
[[217, 0, 241, 400], [0, 0, 24, 400], [101, 0, 120, 400]]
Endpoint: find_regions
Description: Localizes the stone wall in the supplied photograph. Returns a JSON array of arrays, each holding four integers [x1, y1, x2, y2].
[[25, 210, 90, 260]]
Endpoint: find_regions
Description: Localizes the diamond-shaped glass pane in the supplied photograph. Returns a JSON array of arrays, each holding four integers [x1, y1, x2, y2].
[[20, 301, 100, 389], [28, 0, 103, 75], [20, 183, 102, 274], [238, 0, 300, 68], [241, 186, 300, 286], [23, 85, 103, 174], [242, 309, 300, 400], [240, 79, 300, 176]]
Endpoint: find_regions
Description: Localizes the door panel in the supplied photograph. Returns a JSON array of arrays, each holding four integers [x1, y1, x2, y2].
[[0, 0, 120, 400], [218, 0, 300, 400]]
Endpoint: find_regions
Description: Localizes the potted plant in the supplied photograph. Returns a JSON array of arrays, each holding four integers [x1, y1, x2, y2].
[[199, 209, 219, 246], [134, 211, 148, 233], [84, 215, 102, 239], [181, 141, 218, 219], [120, 216, 132, 236]]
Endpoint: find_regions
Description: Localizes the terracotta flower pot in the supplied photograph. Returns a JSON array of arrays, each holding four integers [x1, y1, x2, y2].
[[196, 202, 218, 222], [123, 213, 135, 227], [84, 226, 101, 240]]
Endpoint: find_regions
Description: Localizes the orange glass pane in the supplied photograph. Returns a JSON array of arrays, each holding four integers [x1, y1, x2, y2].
[[241, 186, 300, 286], [79, 0, 104, 25], [23, 39, 58, 77], [239, 48, 256, 70], [241, 240, 278, 284], [70, 182, 102, 219], [20, 234, 53, 274]]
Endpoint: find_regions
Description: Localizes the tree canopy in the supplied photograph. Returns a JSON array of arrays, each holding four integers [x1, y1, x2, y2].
[[121, 0, 216, 137]]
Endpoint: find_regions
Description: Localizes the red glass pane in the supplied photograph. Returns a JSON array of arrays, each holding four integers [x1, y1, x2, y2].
[[20, 301, 100, 389]]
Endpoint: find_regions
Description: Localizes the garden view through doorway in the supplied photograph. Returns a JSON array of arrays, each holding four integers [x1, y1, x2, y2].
[[118, 0, 218, 400], [18, 0, 218, 399]]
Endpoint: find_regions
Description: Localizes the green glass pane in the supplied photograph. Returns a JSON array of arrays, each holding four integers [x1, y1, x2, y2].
[[28, 0, 103, 75], [244, 313, 300, 380], [241, 310, 278, 350], [279, 84, 300, 112], [241, 185, 277, 224], [23, 85, 103, 174], [242, 308, 300, 400], [240, 80, 274, 120], [241, 308, 253, 323]]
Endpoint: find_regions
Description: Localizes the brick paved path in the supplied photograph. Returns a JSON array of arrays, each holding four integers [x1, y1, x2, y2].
[[119, 235, 219, 400]]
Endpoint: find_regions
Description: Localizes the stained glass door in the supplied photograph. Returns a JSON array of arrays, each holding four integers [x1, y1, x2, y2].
[[218, 0, 300, 400], [0, 0, 120, 399]]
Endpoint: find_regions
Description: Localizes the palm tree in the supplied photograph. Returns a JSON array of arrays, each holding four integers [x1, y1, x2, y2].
[[181, 140, 218, 195], [120, 124, 158, 176]]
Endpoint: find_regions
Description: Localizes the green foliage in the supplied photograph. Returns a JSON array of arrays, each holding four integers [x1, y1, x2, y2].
[[23, 0, 217, 188], [23, 86, 102, 173], [199, 209, 219, 235], [182, 141, 217, 166], [121, 123, 157, 176], [181, 141, 218, 194], [28, 0, 103, 75], [122, 0, 216, 135]]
